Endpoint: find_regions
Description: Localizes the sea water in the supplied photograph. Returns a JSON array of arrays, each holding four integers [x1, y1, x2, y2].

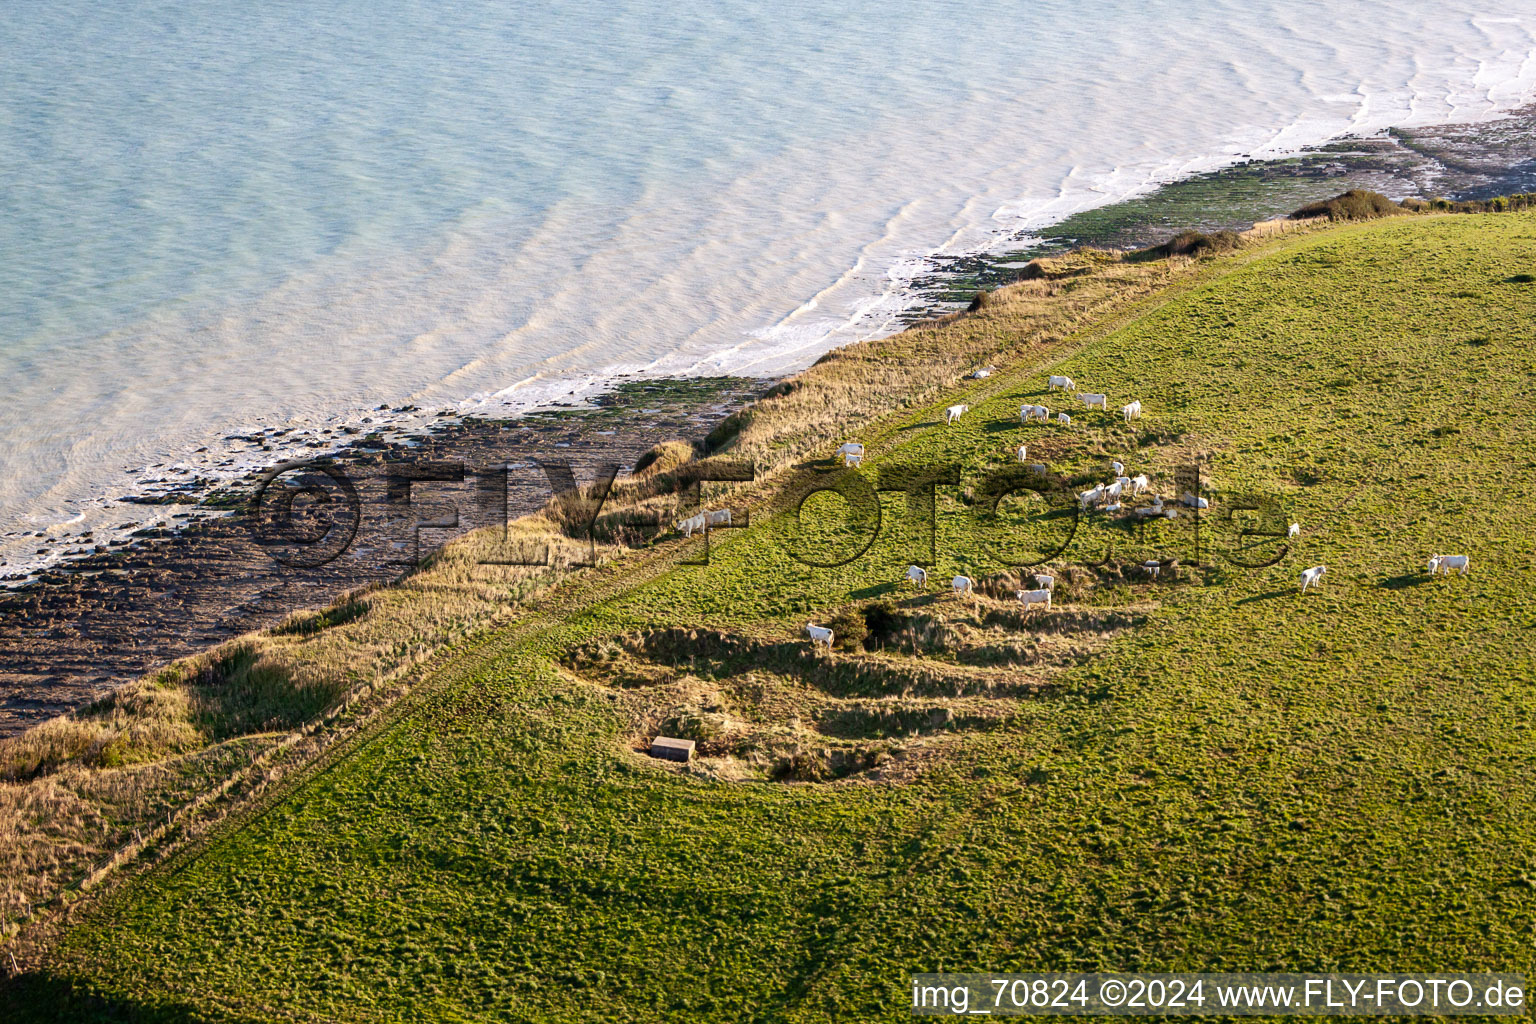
[[3, 0, 1534, 575]]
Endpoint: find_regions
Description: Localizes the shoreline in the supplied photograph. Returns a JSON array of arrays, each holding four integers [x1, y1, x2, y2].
[[5, 104, 1536, 586], [0, 376, 767, 738], [2, 104, 1535, 734]]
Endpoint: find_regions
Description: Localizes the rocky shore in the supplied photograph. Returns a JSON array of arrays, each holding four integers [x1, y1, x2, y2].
[[0, 377, 765, 737]]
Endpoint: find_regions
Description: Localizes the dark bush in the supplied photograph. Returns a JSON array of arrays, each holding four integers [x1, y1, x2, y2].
[[704, 408, 753, 452], [1133, 229, 1242, 261], [824, 605, 869, 653], [1290, 189, 1405, 222], [631, 440, 694, 478], [272, 595, 370, 637]]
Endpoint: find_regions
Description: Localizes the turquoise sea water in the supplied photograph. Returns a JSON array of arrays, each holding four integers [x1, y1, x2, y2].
[[2, 0, 1534, 571]]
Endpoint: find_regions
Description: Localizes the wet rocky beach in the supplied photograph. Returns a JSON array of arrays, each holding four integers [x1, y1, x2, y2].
[[0, 377, 766, 737]]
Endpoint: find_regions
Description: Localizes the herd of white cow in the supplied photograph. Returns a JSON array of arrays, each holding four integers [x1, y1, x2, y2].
[[799, 370, 1473, 650]]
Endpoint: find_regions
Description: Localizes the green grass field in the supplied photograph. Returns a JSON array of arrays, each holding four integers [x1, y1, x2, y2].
[[8, 213, 1536, 1021]]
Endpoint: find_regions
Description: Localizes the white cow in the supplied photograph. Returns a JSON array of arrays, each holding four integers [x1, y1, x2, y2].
[[945, 404, 969, 424], [836, 442, 865, 459], [675, 512, 708, 538], [1130, 474, 1150, 495], [952, 575, 975, 594], [906, 565, 929, 589], [1144, 560, 1162, 579], [1121, 400, 1143, 423], [1016, 588, 1052, 612], [1134, 496, 1166, 519], [1021, 404, 1049, 423], [1080, 393, 1109, 412], [1048, 374, 1075, 392], [706, 508, 733, 528], [843, 453, 863, 468], [1179, 492, 1209, 509], [1033, 574, 1055, 591], [1428, 554, 1470, 576], [970, 368, 993, 379], [1057, 412, 1071, 426], [1288, 522, 1301, 538], [1103, 502, 1122, 513], [1079, 484, 1106, 510], [1299, 564, 1327, 594], [1027, 463, 1048, 475], [1016, 444, 1029, 463], [1110, 460, 1124, 476], [805, 623, 834, 650]]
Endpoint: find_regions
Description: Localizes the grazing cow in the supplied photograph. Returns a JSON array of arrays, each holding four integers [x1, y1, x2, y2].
[[946, 403, 969, 424], [1016, 588, 1052, 612], [1129, 474, 1150, 495], [706, 508, 733, 528], [805, 623, 834, 650], [1016, 444, 1029, 462], [836, 442, 865, 459], [952, 575, 975, 594], [843, 453, 863, 468], [1143, 560, 1162, 579], [1179, 492, 1209, 509], [675, 512, 708, 538], [1299, 564, 1327, 594], [1079, 484, 1106, 510], [1288, 522, 1301, 538], [1021, 403, 1049, 423], [1121, 400, 1142, 423], [1110, 460, 1124, 476], [1048, 374, 1075, 392], [1057, 411, 1071, 426], [1080, 393, 1109, 411], [1027, 463, 1048, 475], [906, 565, 929, 589], [1033, 574, 1055, 591], [1428, 554, 1470, 576]]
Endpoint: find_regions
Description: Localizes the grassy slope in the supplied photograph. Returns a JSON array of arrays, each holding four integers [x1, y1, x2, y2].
[[11, 214, 1536, 1021]]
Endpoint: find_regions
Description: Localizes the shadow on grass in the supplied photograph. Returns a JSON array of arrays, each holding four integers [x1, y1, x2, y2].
[[898, 420, 941, 431], [851, 582, 898, 599], [1, 971, 234, 1023], [1234, 589, 1294, 605], [1378, 573, 1433, 590]]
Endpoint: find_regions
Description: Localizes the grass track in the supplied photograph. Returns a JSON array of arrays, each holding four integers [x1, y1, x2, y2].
[[8, 214, 1536, 1021]]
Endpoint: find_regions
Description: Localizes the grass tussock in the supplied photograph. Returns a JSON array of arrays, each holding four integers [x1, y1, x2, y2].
[[1290, 189, 1408, 222], [1132, 229, 1243, 261]]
